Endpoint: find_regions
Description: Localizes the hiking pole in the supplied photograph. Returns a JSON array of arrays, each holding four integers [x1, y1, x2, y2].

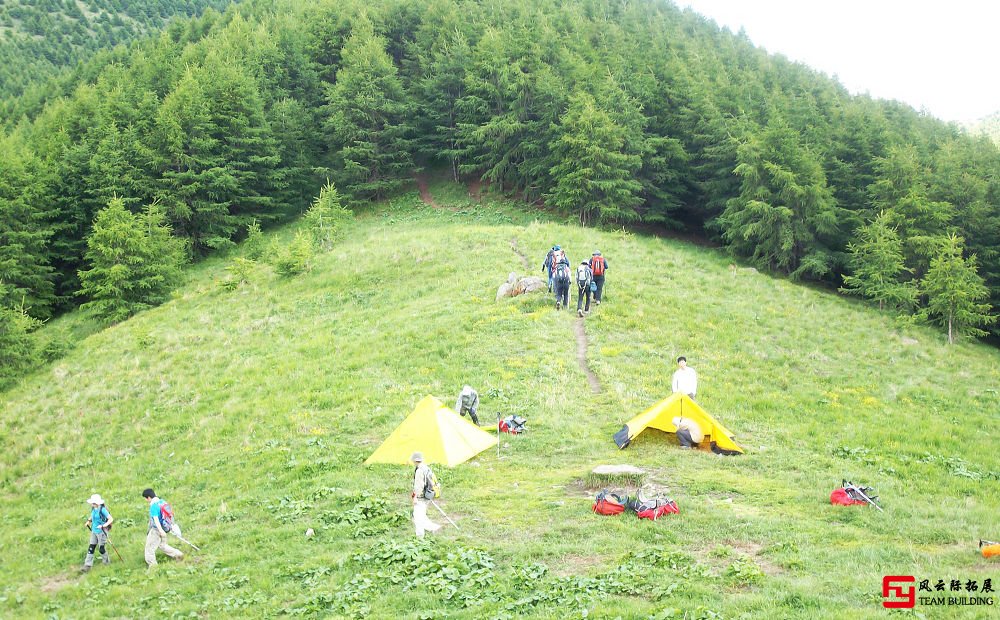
[[430, 500, 460, 530], [843, 480, 883, 512], [171, 532, 201, 551], [497, 413, 502, 459], [105, 533, 124, 563]]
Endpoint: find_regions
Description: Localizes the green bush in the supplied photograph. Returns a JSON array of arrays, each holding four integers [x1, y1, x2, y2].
[[271, 231, 314, 277]]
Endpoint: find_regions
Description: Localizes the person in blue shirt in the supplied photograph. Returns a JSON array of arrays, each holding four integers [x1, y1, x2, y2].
[[142, 488, 183, 567], [81, 493, 113, 572]]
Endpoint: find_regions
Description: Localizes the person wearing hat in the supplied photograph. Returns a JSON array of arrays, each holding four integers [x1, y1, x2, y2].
[[410, 452, 441, 537], [588, 251, 608, 304], [541, 246, 557, 292], [142, 488, 183, 567], [672, 416, 704, 448], [81, 493, 114, 572]]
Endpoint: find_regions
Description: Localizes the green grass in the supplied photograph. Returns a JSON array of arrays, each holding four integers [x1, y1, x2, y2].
[[2, 178, 999, 619]]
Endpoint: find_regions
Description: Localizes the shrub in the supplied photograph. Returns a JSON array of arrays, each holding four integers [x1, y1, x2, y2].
[[271, 231, 314, 277]]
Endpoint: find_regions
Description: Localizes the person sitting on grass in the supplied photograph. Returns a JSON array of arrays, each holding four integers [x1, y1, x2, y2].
[[672, 416, 704, 449]]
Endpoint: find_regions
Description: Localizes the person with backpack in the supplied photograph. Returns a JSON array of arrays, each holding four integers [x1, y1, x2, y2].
[[552, 261, 571, 310], [410, 452, 442, 537], [142, 488, 183, 567], [80, 494, 114, 572], [588, 251, 608, 304], [541, 246, 556, 292], [575, 260, 593, 317], [454, 385, 481, 425]]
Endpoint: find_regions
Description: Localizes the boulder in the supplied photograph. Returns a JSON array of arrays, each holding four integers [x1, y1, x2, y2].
[[514, 276, 545, 295], [591, 464, 646, 476], [496, 282, 513, 301]]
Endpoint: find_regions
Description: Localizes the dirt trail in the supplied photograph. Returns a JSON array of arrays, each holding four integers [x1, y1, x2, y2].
[[509, 237, 531, 270], [574, 319, 602, 394], [413, 173, 440, 208]]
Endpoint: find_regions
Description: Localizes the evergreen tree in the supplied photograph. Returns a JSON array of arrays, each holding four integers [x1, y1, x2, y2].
[[839, 211, 916, 311], [0, 286, 41, 389], [303, 181, 351, 251], [324, 20, 415, 200], [77, 197, 185, 324], [920, 234, 995, 344], [717, 121, 841, 278], [546, 91, 642, 225]]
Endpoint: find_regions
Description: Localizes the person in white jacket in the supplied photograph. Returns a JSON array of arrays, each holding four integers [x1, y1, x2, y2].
[[671, 356, 697, 400], [410, 452, 441, 537]]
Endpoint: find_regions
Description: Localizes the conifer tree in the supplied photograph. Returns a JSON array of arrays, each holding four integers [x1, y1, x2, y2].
[[78, 197, 185, 325], [325, 20, 415, 200], [0, 286, 41, 389], [839, 211, 916, 311], [920, 234, 995, 344], [546, 92, 642, 225]]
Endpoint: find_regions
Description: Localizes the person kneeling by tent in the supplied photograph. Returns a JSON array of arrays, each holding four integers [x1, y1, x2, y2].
[[455, 385, 480, 425], [672, 416, 703, 448], [410, 452, 442, 537]]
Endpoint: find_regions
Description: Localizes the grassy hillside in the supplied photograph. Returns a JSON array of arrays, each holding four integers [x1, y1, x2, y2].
[[2, 180, 998, 619]]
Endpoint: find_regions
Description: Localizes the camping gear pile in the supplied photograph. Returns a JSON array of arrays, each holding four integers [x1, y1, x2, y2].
[[592, 489, 679, 520], [830, 480, 882, 511], [498, 415, 527, 434]]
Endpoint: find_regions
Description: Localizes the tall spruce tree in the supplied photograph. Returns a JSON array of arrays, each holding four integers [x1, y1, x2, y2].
[[546, 91, 642, 225], [325, 19, 415, 200], [920, 234, 995, 344], [717, 121, 841, 278], [78, 197, 185, 325], [839, 211, 916, 311]]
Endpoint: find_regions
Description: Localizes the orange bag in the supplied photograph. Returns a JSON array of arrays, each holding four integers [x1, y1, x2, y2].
[[982, 544, 1000, 559]]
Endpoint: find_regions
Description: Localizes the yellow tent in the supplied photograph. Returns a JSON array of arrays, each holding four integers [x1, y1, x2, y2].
[[365, 395, 497, 466], [613, 393, 743, 454]]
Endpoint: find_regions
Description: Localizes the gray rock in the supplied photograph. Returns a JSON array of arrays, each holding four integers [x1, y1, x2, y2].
[[514, 276, 545, 295], [496, 282, 513, 301], [591, 464, 646, 476]]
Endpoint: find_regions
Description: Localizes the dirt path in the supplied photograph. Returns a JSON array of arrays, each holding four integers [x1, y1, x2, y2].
[[414, 173, 440, 208], [509, 237, 531, 270], [574, 319, 602, 394]]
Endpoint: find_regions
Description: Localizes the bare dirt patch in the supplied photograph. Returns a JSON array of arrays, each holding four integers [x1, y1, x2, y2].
[[39, 572, 76, 594], [414, 173, 441, 209], [509, 237, 531, 270]]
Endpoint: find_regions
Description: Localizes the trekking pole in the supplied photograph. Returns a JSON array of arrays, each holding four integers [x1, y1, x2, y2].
[[843, 480, 883, 512], [105, 534, 124, 563], [497, 413, 502, 459], [430, 500, 460, 530], [172, 532, 201, 551]]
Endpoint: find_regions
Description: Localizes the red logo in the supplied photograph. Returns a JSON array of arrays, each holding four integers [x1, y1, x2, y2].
[[883, 575, 916, 608]]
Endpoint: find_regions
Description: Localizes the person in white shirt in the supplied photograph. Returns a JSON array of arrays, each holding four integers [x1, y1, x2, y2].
[[671, 356, 697, 400], [410, 452, 441, 537]]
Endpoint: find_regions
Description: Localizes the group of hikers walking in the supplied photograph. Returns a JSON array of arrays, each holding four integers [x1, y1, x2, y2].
[[79, 488, 192, 572], [542, 245, 609, 316]]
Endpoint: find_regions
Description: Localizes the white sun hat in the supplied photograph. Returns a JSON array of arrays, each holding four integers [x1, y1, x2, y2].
[[86, 494, 105, 505]]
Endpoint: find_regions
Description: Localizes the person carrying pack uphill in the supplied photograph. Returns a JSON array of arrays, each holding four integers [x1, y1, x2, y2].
[[552, 262, 571, 310], [576, 261, 593, 317], [143, 488, 184, 567], [541, 246, 557, 292], [454, 385, 481, 425], [80, 494, 114, 572], [588, 251, 608, 304]]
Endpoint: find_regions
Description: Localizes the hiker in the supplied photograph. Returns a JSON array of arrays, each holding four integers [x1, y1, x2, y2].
[[672, 416, 704, 448], [541, 246, 556, 292], [410, 452, 441, 537], [454, 385, 481, 425], [576, 260, 593, 317], [552, 261, 571, 310], [589, 251, 608, 304], [672, 356, 697, 400], [143, 488, 183, 567], [81, 494, 113, 572]]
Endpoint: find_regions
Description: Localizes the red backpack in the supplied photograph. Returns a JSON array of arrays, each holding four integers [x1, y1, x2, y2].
[[592, 490, 626, 516], [591, 256, 606, 276]]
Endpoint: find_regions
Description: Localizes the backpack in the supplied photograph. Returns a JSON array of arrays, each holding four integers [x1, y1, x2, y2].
[[552, 249, 567, 267], [592, 489, 626, 516], [636, 498, 679, 520], [97, 505, 113, 532], [576, 264, 591, 288], [591, 256, 606, 276], [157, 500, 175, 531], [553, 263, 570, 283], [498, 415, 527, 434], [422, 467, 441, 500]]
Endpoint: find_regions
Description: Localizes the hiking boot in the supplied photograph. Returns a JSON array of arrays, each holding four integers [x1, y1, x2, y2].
[[595, 300, 601, 305], [102, 555, 110, 565], [578, 309, 584, 317], [555, 302, 561, 310], [80, 565, 91, 573]]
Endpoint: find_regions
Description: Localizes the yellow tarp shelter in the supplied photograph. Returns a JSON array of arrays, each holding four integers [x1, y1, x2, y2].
[[613, 393, 743, 454], [365, 395, 497, 466]]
